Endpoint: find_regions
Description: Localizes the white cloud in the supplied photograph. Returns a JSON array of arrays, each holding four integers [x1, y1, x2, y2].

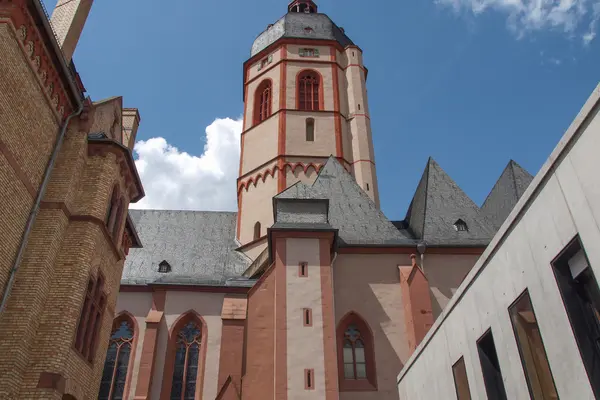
[[131, 117, 242, 211], [437, 0, 600, 42]]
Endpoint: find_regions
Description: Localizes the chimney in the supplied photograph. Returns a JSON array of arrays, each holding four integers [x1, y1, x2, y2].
[[122, 108, 141, 151], [50, 0, 94, 62]]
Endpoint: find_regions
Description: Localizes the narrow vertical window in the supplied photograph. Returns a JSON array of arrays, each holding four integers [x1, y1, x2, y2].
[[297, 71, 320, 111], [509, 290, 558, 399], [98, 316, 135, 400], [303, 308, 312, 327], [305, 369, 315, 390], [477, 329, 507, 400], [106, 186, 119, 231], [299, 262, 308, 277], [552, 236, 600, 397], [305, 118, 315, 141], [358, 103, 361, 111], [170, 321, 202, 400], [366, 183, 369, 191], [75, 274, 106, 361], [112, 198, 125, 240], [452, 357, 471, 400], [253, 80, 272, 124], [253, 222, 261, 240]]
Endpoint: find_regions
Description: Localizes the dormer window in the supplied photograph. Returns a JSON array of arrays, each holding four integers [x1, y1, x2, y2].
[[454, 219, 468, 232], [158, 260, 172, 273]]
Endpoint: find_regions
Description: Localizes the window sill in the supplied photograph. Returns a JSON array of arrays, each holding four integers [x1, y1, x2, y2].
[[339, 379, 377, 391]]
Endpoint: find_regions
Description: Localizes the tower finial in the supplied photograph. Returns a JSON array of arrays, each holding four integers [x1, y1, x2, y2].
[[288, 0, 318, 13]]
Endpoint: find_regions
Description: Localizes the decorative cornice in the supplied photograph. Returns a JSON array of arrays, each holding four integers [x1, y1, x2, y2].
[[238, 161, 324, 193], [87, 139, 145, 203], [0, 1, 76, 122]]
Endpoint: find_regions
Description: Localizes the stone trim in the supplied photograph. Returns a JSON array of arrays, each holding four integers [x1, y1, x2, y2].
[[274, 238, 287, 400], [319, 238, 339, 398]]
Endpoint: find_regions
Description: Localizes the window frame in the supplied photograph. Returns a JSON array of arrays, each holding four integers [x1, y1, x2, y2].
[[296, 70, 322, 111], [253, 221, 261, 241], [551, 235, 600, 397], [253, 79, 273, 125], [336, 311, 377, 391], [98, 312, 138, 400], [305, 118, 315, 142], [74, 273, 107, 363], [160, 311, 208, 400], [476, 328, 508, 400], [452, 356, 472, 400], [508, 289, 559, 400]]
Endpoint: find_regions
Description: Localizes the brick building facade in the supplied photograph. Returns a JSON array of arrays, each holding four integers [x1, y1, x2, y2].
[[0, 1, 537, 399]]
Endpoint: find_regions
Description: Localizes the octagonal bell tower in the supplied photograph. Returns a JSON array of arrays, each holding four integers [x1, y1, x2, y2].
[[237, 0, 379, 257]]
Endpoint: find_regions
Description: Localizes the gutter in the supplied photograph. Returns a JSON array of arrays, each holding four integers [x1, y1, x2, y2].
[[0, 100, 84, 314]]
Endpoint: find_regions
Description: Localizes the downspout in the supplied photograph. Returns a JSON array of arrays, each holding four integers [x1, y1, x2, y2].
[[417, 241, 427, 274], [0, 102, 84, 314]]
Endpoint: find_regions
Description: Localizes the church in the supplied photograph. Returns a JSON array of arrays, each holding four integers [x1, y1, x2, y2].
[[0, 0, 536, 399]]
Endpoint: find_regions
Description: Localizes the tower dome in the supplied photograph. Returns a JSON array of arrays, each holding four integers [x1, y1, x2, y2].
[[250, 1, 354, 56]]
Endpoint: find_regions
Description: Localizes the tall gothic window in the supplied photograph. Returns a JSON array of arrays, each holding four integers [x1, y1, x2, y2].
[[337, 312, 377, 391], [98, 316, 135, 400], [75, 274, 106, 362], [254, 80, 272, 124], [297, 70, 320, 111], [169, 321, 203, 400]]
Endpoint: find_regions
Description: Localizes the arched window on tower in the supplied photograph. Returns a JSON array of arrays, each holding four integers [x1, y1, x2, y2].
[[306, 118, 315, 141], [254, 80, 272, 124], [98, 314, 136, 400], [160, 312, 206, 400], [254, 222, 261, 240], [297, 70, 320, 111], [337, 312, 377, 391]]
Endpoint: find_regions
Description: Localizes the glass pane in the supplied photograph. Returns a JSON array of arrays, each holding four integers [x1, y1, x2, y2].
[[98, 343, 117, 400], [356, 362, 367, 378], [170, 345, 187, 400], [354, 345, 365, 363], [509, 292, 558, 400], [343, 342, 353, 364], [184, 343, 199, 400], [344, 363, 355, 379], [452, 357, 472, 400], [345, 325, 361, 342], [179, 322, 201, 343]]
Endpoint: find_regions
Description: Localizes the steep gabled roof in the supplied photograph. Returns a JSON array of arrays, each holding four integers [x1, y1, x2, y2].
[[404, 158, 495, 246], [122, 210, 252, 286], [275, 156, 414, 246], [480, 160, 534, 230]]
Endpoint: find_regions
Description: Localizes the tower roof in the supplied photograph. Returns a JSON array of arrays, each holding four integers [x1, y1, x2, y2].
[[251, 9, 354, 57]]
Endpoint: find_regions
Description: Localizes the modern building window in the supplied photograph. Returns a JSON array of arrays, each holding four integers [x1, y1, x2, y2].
[[253, 221, 261, 240], [337, 312, 377, 391], [477, 329, 507, 400], [75, 274, 106, 362], [552, 236, 600, 397], [305, 118, 315, 141], [508, 290, 558, 399], [452, 357, 472, 400], [169, 320, 203, 400], [254, 80, 272, 124], [98, 315, 135, 400], [297, 70, 320, 111]]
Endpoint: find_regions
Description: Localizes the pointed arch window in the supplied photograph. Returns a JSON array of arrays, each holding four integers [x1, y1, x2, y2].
[[98, 315, 136, 400], [254, 80, 272, 124], [337, 312, 377, 391], [161, 313, 207, 400], [297, 70, 320, 111]]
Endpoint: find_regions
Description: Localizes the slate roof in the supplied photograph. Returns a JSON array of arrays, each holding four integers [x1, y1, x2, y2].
[[275, 156, 415, 246], [480, 160, 534, 231], [251, 12, 354, 56], [121, 210, 252, 286], [403, 158, 496, 246]]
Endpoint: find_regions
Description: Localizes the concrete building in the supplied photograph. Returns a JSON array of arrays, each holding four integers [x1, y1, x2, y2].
[[0, 0, 553, 399], [397, 85, 600, 399]]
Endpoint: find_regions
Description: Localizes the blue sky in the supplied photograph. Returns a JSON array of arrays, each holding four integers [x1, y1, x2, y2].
[[44, 0, 600, 220]]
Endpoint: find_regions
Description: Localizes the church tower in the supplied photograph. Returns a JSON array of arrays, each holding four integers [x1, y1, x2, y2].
[[237, 0, 379, 256]]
